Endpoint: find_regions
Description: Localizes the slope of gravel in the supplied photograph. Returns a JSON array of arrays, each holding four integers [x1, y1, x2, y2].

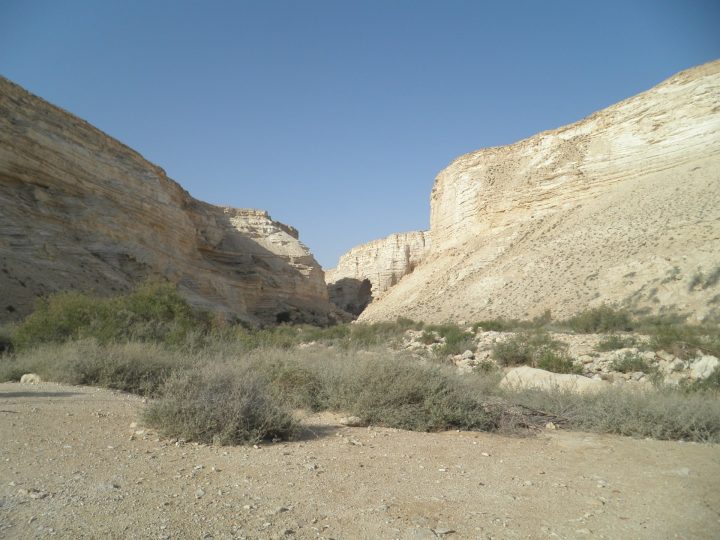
[[0, 382, 718, 539]]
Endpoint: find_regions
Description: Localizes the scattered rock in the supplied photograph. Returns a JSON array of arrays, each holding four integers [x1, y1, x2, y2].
[[339, 416, 366, 427], [20, 374, 41, 384], [500, 366, 609, 394], [690, 356, 719, 379]]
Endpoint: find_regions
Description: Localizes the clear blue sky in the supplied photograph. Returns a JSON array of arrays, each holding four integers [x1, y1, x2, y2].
[[1, 1, 718, 268]]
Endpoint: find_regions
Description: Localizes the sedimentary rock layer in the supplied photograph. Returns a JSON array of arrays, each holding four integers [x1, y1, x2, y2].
[[0, 77, 336, 325], [325, 231, 429, 314], [357, 61, 720, 323]]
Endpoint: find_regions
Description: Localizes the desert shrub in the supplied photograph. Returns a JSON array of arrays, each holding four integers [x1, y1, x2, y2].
[[0, 325, 13, 354], [259, 356, 327, 411], [563, 305, 634, 333], [473, 360, 499, 374], [472, 319, 516, 332], [12, 282, 206, 351], [419, 330, 439, 345], [643, 322, 720, 359], [703, 267, 720, 289], [595, 334, 639, 351], [0, 340, 184, 395], [492, 331, 567, 367], [346, 321, 415, 349], [506, 386, 720, 442], [536, 350, 582, 374], [424, 324, 475, 356], [144, 364, 298, 445], [344, 358, 497, 431], [611, 352, 654, 374]]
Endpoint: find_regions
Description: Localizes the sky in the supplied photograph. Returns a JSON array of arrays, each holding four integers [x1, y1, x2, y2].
[[1, 1, 718, 268]]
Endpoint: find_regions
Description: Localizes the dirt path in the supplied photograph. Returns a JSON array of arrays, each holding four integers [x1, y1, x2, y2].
[[0, 382, 718, 539]]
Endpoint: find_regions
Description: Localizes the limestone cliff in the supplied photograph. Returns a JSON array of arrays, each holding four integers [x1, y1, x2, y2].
[[325, 231, 429, 314], [0, 76, 337, 325], [357, 61, 720, 323]]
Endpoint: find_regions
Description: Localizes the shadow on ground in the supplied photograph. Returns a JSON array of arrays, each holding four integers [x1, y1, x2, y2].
[[0, 391, 82, 398]]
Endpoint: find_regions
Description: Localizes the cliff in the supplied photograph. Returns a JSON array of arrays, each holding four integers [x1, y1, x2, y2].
[[355, 61, 720, 323], [0, 77, 337, 325], [325, 231, 429, 314]]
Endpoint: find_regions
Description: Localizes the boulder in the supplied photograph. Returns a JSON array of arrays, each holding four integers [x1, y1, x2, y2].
[[20, 373, 41, 384], [500, 366, 609, 394], [690, 356, 719, 379]]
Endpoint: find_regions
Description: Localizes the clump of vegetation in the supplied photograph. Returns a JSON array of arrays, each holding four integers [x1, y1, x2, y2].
[[506, 386, 720, 442], [644, 322, 720, 360], [144, 364, 298, 445], [417, 324, 476, 357], [3, 286, 720, 444], [595, 334, 639, 351], [611, 352, 654, 374], [536, 350, 582, 374], [563, 305, 634, 333], [492, 331, 569, 369], [472, 311, 553, 333], [0, 339, 184, 396], [11, 282, 206, 351]]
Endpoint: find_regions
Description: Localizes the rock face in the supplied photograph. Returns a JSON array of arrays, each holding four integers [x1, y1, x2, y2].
[[499, 366, 608, 394], [325, 231, 429, 314], [0, 77, 337, 325], [357, 61, 720, 323]]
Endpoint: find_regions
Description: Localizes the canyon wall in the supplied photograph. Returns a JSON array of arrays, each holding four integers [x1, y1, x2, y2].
[[0, 76, 337, 325], [354, 61, 720, 323], [325, 231, 429, 314]]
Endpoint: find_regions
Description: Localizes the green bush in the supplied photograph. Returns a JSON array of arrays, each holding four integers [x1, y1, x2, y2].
[[611, 352, 654, 374], [143, 364, 298, 445], [595, 334, 639, 351], [472, 319, 515, 332], [536, 350, 582, 374], [563, 305, 634, 333], [425, 324, 475, 357], [492, 331, 567, 367], [0, 340, 184, 395], [12, 282, 206, 351]]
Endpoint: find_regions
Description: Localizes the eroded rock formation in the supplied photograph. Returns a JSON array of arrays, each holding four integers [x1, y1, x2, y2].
[[354, 61, 720, 322], [325, 231, 429, 314], [0, 77, 337, 325]]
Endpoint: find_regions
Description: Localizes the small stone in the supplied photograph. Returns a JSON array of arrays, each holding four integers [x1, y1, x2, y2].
[[306, 463, 318, 471], [28, 489, 48, 500], [545, 422, 557, 430], [195, 488, 205, 499], [461, 350, 474, 360]]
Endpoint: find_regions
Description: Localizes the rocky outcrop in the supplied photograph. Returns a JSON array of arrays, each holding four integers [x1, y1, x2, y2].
[[325, 231, 429, 314], [358, 61, 720, 323], [0, 76, 337, 325]]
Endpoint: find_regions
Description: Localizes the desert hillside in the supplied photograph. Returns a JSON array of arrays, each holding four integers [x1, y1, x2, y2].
[[341, 61, 720, 323], [0, 77, 337, 325]]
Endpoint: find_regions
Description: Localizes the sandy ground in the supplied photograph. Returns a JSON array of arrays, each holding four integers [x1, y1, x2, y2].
[[0, 382, 718, 540]]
